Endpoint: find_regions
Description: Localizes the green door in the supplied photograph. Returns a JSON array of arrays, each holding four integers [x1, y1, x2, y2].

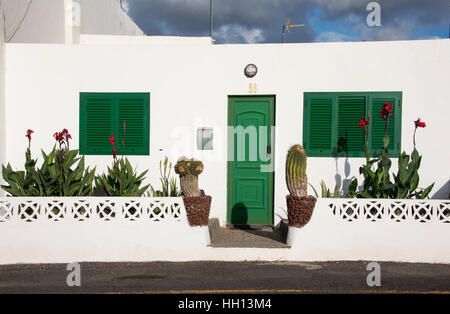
[[227, 96, 275, 225]]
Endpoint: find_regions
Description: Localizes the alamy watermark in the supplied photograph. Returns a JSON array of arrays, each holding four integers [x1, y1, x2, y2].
[[65, 1, 81, 27], [366, 2, 381, 27], [66, 262, 81, 287], [366, 262, 381, 287]]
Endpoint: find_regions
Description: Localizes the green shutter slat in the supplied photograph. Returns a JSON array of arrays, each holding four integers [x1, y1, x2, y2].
[[303, 95, 334, 157], [337, 96, 366, 154], [117, 96, 148, 154], [80, 93, 150, 156], [81, 96, 113, 154], [370, 97, 396, 154], [309, 98, 333, 151]]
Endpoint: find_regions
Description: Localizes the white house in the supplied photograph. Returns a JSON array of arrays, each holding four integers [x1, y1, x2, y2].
[[0, 0, 449, 264]]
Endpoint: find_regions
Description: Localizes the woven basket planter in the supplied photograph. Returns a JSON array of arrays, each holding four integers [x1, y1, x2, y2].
[[286, 195, 317, 228], [182, 196, 212, 226]]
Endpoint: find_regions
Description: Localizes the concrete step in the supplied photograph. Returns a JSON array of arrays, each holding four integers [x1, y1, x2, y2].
[[208, 218, 290, 248]]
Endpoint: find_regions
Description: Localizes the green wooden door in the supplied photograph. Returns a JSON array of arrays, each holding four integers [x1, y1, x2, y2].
[[227, 96, 275, 225]]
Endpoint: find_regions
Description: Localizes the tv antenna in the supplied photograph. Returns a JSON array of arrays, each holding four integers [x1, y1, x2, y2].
[[282, 18, 305, 43]]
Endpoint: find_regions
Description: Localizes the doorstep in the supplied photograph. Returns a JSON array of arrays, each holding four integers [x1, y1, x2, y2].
[[208, 218, 290, 249]]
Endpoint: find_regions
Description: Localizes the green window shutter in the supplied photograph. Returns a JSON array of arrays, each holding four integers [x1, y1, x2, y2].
[[369, 92, 402, 157], [80, 92, 150, 156], [303, 92, 402, 158], [80, 93, 114, 155], [337, 95, 366, 157], [117, 93, 150, 155], [303, 93, 334, 157]]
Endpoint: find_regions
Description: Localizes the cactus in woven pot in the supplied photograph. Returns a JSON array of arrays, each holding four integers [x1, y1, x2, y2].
[[286, 144, 308, 198], [285, 145, 316, 228], [175, 157, 211, 226]]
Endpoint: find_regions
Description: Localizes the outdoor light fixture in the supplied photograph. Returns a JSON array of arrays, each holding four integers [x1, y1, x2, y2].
[[197, 128, 213, 150], [244, 64, 258, 78]]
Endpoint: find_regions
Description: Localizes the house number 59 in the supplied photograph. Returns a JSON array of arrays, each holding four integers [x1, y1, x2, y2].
[[249, 83, 257, 94]]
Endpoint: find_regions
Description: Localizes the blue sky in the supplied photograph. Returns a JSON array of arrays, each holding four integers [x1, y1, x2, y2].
[[123, 0, 449, 44]]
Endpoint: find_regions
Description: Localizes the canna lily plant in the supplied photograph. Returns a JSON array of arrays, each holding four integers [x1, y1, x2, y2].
[[346, 107, 434, 199], [95, 122, 150, 197], [2, 128, 96, 196]]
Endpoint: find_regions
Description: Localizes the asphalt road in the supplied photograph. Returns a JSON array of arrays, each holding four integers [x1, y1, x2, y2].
[[0, 261, 449, 294]]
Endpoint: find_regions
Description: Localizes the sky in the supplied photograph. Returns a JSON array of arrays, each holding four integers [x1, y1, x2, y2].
[[122, 0, 450, 44]]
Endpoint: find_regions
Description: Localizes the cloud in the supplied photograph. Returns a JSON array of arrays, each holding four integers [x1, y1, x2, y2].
[[215, 25, 265, 44], [121, 0, 130, 13], [316, 31, 355, 42], [124, 0, 448, 43], [126, 0, 316, 43]]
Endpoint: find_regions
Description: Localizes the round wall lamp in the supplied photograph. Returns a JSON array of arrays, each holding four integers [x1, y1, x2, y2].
[[244, 64, 258, 78]]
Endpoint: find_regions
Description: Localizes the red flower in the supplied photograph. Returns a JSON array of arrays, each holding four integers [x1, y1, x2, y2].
[[383, 102, 393, 112], [414, 118, 426, 128], [53, 132, 63, 142], [25, 129, 34, 140], [109, 134, 116, 146], [381, 102, 393, 120], [359, 118, 368, 128]]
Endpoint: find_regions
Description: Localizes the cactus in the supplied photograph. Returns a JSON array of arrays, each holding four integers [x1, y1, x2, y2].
[[285, 144, 308, 198], [174, 156, 204, 197]]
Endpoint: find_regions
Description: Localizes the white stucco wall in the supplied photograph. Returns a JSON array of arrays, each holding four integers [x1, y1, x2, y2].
[[2, 0, 143, 44], [80, 34, 211, 45], [3, 39, 450, 225], [0, 2, 6, 193], [78, 0, 144, 37], [4, 0, 66, 43]]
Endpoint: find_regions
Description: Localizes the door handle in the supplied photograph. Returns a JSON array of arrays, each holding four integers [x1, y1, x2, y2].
[[267, 145, 271, 154]]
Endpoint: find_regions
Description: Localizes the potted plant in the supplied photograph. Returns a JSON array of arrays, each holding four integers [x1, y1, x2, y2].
[[285, 144, 317, 228], [174, 157, 211, 226]]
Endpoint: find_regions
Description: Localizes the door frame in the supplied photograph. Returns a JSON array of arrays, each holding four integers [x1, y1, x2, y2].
[[227, 95, 275, 225]]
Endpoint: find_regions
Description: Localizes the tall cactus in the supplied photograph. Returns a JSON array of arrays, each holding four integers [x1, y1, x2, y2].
[[174, 156, 204, 197], [286, 144, 308, 198]]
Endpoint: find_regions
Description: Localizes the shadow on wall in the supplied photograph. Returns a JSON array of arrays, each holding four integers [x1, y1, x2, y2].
[[333, 136, 356, 195], [432, 180, 450, 200]]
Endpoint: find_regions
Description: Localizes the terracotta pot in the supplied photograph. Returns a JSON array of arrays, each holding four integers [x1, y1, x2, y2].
[[286, 195, 317, 228], [182, 196, 212, 226]]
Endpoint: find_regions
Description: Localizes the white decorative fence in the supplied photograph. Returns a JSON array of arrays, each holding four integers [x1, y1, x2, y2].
[[0, 197, 214, 265], [0, 197, 187, 223], [328, 199, 450, 224], [1, 197, 450, 264], [287, 198, 450, 263]]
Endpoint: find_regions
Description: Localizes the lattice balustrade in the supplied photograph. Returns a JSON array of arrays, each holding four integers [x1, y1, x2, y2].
[[169, 201, 183, 220], [388, 201, 408, 222], [18, 200, 40, 222], [71, 200, 91, 221], [146, 200, 168, 221], [122, 200, 143, 221], [437, 202, 450, 223], [411, 202, 433, 223], [363, 201, 384, 221], [0, 197, 187, 224], [45, 200, 66, 222], [339, 201, 360, 222], [96, 200, 117, 221], [327, 199, 449, 224], [0, 200, 12, 222]]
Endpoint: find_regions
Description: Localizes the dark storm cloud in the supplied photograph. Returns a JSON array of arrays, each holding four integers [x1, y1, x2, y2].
[[123, 0, 449, 43], [125, 0, 316, 43], [310, 0, 449, 25]]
